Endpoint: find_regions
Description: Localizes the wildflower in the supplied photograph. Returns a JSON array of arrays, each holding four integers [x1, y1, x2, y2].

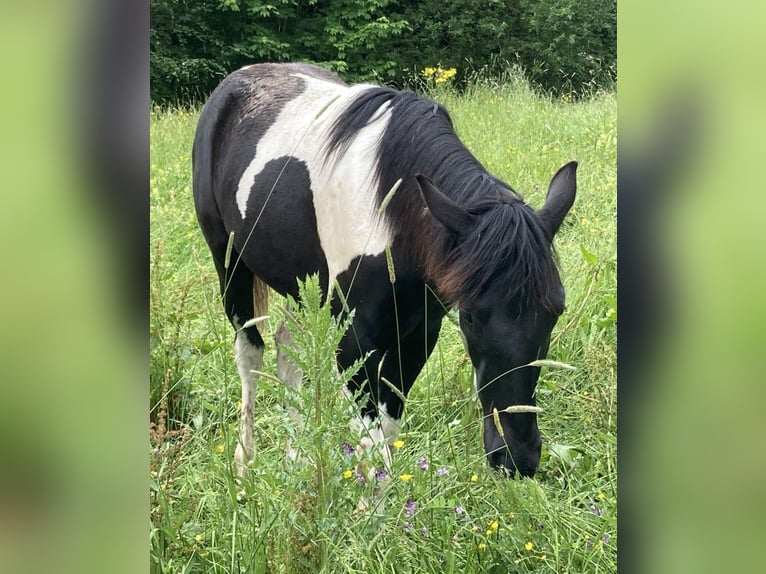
[[454, 505, 465, 515], [540, 555, 547, 560], [404, 498, 417, 518], [418, 456, 429, 470], [392, 440, 405, 449], [194, 534, 203, 542], [437, 466, 449, 476], [341, 441, 354, 456], [342, 470, 353, 479], [470, 474, 478, 482], [597, 492, 606, 500], [525, 541, 534, 551], [375, 468, 387, 482], [588, 503, 604, 516], [478, 542, 486, 551], [355, 470, 365, 484], [215, 444, 224, 454], [487, 520, 499, 532], [399, 473, 414, 481]]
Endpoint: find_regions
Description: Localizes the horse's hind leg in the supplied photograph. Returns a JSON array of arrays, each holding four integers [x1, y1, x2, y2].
[[229, 273, 269, 476], [274, 320, 305, 461], [202, 223, 268, 476]]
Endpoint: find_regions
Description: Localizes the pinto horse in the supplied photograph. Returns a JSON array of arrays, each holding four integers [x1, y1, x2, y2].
[[193, 63, 576, 478]]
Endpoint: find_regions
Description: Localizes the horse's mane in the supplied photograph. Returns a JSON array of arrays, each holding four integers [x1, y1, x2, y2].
[[325, 87, 560, 309]]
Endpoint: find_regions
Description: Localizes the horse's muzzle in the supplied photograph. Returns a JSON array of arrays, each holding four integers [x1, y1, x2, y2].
[[487, 444, 541, 478]]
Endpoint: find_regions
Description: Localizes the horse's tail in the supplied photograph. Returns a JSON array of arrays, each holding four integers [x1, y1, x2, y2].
[[253, 275, 269, 319]]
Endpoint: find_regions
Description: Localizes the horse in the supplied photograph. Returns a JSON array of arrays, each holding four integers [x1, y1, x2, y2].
[[192, 62, 576, 479]]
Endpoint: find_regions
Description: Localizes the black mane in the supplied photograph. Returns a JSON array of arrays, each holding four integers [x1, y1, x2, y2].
[[326, 87, 559, 309]]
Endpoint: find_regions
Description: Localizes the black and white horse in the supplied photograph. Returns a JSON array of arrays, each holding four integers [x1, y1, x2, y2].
[[193, 63, 576, 478]]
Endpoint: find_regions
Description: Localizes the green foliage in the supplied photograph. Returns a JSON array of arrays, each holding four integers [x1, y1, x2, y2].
[[518, 0, 617, 95], [149, 79, 616, 572], [150, 0, 616, 104]]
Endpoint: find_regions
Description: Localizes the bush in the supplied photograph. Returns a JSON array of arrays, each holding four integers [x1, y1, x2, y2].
[[150, 0, 615, 104]]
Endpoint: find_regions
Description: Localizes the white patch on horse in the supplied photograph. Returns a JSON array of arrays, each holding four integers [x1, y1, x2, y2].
[[235, 73, 392, 288], [232, 315, 263, 476]]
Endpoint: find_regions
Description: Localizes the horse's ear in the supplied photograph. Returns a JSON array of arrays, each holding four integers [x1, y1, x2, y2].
[[538, 161, 577, 240], [415, 174, 477, 238]]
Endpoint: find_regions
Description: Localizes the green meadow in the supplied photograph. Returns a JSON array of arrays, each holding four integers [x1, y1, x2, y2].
[[150, 75, 616, 573]]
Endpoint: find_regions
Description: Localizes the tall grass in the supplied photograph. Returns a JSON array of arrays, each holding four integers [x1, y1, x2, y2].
[[150, 76, 616, 573]]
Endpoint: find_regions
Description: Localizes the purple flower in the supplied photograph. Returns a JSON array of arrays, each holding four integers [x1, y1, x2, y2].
[[355, 470, 365, 484], [341, 442, 354, 456], [437, 466, 449, 476], [454, 505, 465, 516], [588, 503, 604, 517], [375, 468, 387, 482], [404, 497, 417, 518], [418, 456, 429, 471]]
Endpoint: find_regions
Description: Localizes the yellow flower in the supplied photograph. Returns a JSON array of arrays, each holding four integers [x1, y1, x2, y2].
[[471, 525, 480, 532], [525, 541, 534, 551], [540, 555, 547, 560], [215, 444, 224, 454], [236, 401, 242, 411], [488, 520, 499, 531], [399, 473, 414, 481], [392, 439, 405, 449], [342, 470, 353, 479], [509, 512, 516, 519], [470, 474, 478, 482], [194, 534, 203, 542], [597, 492, 606, 500], [478, 542, 486, 551]]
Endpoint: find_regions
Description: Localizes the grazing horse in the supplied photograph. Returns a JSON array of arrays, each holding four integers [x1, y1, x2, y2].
[[192, 63, 576, 478]]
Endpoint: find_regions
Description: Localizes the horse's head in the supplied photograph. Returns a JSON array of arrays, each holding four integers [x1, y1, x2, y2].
[[417, 162, 577, 477]]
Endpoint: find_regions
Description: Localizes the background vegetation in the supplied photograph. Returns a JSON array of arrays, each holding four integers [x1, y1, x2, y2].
[[150, 0, 616, 104], [150, 73, 616, 572]]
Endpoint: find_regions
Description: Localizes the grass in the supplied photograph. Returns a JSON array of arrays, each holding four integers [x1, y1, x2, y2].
[[150, 74, 616, 573]]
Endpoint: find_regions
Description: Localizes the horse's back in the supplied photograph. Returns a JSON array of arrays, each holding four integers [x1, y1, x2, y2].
[[193, 63, 347, 207], [193, 63, 395, 297]]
